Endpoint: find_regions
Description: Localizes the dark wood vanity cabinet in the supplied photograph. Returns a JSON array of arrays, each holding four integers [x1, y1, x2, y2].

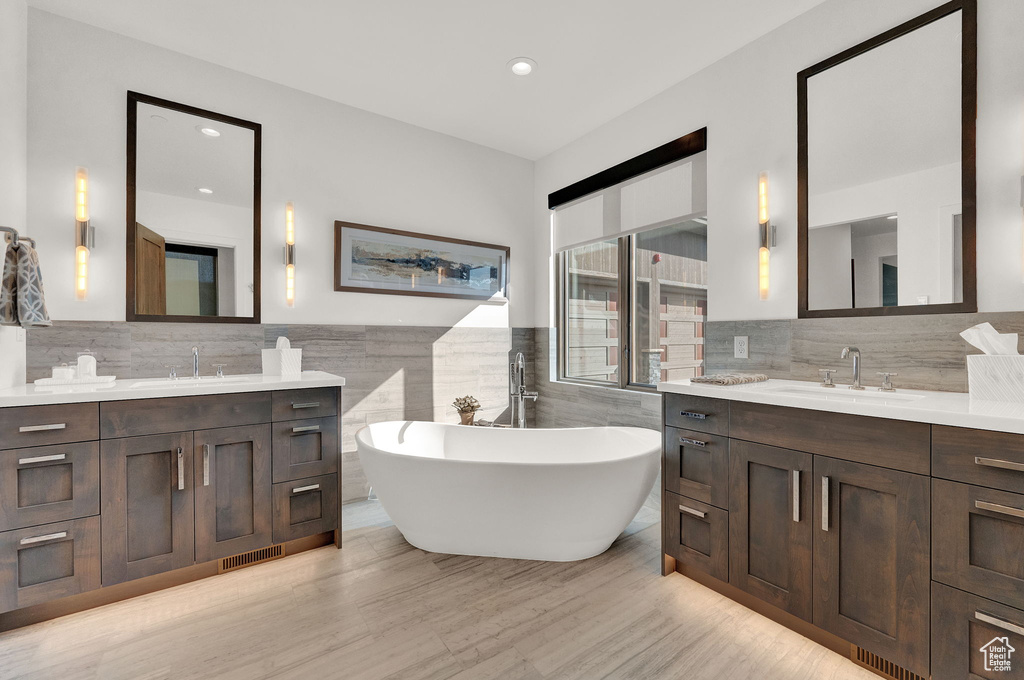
[[0, 385, 342, 623]]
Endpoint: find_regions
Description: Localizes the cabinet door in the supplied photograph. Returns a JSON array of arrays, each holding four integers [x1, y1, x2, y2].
[[101, 432, 195, 585], [0, 441, 99, 530], [194, 424, 272, 562], [813, 456, 930, 677], [271, 417, 339, 483], [729, 440, 813, 620]]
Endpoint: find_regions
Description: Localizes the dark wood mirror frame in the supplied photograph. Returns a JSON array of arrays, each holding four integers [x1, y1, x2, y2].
[[797, 0, 977, 318], [126, 91, 262, 324]]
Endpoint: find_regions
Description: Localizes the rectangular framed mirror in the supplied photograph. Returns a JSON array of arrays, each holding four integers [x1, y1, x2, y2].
[[798, 0, 976, 318], [126, 91, 261, 323]]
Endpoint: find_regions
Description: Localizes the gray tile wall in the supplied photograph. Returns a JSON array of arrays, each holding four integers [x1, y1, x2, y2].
[[27, 321, 533, 504]]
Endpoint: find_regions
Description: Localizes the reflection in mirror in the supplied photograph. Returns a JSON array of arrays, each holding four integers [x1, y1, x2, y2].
[[802, 5, 973, 315], [128, 94, 260, 322]]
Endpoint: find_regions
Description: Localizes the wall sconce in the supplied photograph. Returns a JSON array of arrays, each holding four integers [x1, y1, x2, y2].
[[74, 167, 95, 301], [284, 201, 295, 307], [758, 171, 776, 300]]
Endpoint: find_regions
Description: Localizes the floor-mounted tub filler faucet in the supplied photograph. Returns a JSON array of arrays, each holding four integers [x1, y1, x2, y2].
[[510, 352, 538, 428], [840, 346, 864, 390]]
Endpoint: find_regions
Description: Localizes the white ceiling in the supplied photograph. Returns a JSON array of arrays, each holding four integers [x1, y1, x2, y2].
[[27, 0, 830, 160]]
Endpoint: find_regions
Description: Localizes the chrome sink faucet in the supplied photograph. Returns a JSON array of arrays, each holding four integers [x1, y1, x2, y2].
[[510, 352, 538, 428], [192, 346, 200, 379], [840, 346, 864, 390]]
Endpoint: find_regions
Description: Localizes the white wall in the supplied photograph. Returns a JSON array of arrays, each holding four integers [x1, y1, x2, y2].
[[533, 0, 1024, 324], [27, 10, 534, 328], [807, 223, 851, 310], [0, 0, 28, 387]]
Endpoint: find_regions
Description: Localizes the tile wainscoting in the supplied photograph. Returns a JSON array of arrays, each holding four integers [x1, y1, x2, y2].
[[26, 321, 534, 503]]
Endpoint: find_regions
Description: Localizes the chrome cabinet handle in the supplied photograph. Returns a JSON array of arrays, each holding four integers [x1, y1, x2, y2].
[[975, 456, 1024, 473], [976, 611, 1024, 637], [19, 423, 66, 433], [292, 425, 321, 434], [20, 531, 67, 545], [177, 448, 184, 491], [203, 444, 210, 487], [680, 411, 707, 420], [678, 504, 706, 519], [821, 476, 830, 531], [679, 437, 706, 448], [18, 453, 67, 465], [292, 402, 320, 410], [292, 484, 320, 494], [976, 500, 1024, 519], [792, 470, 801, 523]]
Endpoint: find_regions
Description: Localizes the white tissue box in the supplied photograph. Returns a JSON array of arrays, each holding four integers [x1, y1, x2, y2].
[[262, 348, 302, 376], [967, 355, 1024, 402]]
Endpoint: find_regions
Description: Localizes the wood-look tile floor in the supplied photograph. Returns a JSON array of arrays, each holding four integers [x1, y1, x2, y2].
[[0, 501, 877, 680]]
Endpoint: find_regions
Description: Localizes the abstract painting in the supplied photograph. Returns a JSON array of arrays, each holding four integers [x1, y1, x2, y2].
[[334, 221, 509, 300]]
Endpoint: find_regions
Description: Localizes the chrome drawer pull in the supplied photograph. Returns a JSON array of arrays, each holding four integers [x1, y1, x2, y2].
[[18, 453, 67, 465], [20, 531, 67, 545], [19, 423, 66, 433], [792, 470, 801, 523], [292, 402, 320, 410], [678, 504, 706, 519], [679, 437, 706, 448], [976, 500, 1024, 520], [975, 456, 1024, 473], [292, 425, 321, 434], [203, 444, 211, 487], [177, 448, 185, 491], [292, 484, 320, 494], [680, 411, 707, 420], [821, 476, 830, 531], [976, 611, 1024, 637]]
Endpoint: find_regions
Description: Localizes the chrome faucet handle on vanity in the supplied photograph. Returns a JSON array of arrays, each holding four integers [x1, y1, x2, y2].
[[877, 372, 898, 392], [164, 365, 182, 380], [211, 364, 226, 378], [818, 368, 839, 388]]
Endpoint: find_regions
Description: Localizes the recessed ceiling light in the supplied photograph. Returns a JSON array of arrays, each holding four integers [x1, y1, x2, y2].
[[887, 215, 898, 220], [197, 187, 213, 194], [196, 125, 221, 137], [150, 114, 168, 122], [507, 57, 537, 76]]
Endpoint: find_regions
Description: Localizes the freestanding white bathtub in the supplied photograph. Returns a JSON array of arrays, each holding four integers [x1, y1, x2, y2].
[[356, 421, 661, 561]]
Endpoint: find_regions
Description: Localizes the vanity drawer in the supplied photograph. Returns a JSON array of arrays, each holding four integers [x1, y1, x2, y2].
[[0, 442, 100, 531], [729, 401, 930, 475], [272, 388, 338, 422], [0, 403, 98, 450], [664, 490, 728, 582], [664, 427, 728, 509], [100, 392, 272, 438], [0, 516, 101, 613], [932, 581, 1024, 679], [273, 474, 339, 544], [664, 394, 729, 436], [933, 478, 1024, 609], [271, 417, 339, 483], [934, 425, 1024, 493]]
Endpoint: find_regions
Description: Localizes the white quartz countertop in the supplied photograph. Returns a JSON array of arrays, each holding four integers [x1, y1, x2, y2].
[[658, 377, 1024, 436], [0, 371, 345, 408]]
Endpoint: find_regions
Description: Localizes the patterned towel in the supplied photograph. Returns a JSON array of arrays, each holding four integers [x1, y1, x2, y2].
[[0, 240, 52, 328], [691, 373, 768, 386]]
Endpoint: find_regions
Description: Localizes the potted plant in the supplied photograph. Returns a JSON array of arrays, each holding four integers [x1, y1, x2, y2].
[[453, 395, 481, 426]]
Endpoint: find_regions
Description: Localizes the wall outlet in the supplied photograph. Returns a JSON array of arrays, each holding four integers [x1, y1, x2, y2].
[[16, 328, 25, 343], [734, 336, 749, 359]]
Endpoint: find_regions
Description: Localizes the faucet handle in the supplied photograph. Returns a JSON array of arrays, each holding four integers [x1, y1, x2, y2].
[[818, 368, 839, 388], [211, 364, 226, 378], [877, 372, 898, 392], [164, 364, 182, 379]]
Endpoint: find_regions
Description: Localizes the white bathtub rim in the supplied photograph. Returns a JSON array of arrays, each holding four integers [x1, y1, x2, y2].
[[355, 421, 661, 467]]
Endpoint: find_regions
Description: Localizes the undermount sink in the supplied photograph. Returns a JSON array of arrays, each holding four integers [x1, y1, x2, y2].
[[129, 376, 253, 389], [764, 384, 924, 403]]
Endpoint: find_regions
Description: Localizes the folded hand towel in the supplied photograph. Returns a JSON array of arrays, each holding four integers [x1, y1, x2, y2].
[[691, 373, 768, 386], [0, 240, 52, 328]]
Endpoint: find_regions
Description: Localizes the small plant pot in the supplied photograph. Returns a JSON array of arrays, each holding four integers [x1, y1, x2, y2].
[[459, 411, 476, 426]]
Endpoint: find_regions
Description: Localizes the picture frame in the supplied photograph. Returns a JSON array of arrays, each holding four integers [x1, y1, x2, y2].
[[333, 221, 510, 301]]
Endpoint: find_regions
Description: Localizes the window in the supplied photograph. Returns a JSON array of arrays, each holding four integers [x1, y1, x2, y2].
[[552, 131, 708, 390]]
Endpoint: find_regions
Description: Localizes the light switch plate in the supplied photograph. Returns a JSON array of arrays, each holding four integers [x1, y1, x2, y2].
[[734, 336, 749, 359]]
